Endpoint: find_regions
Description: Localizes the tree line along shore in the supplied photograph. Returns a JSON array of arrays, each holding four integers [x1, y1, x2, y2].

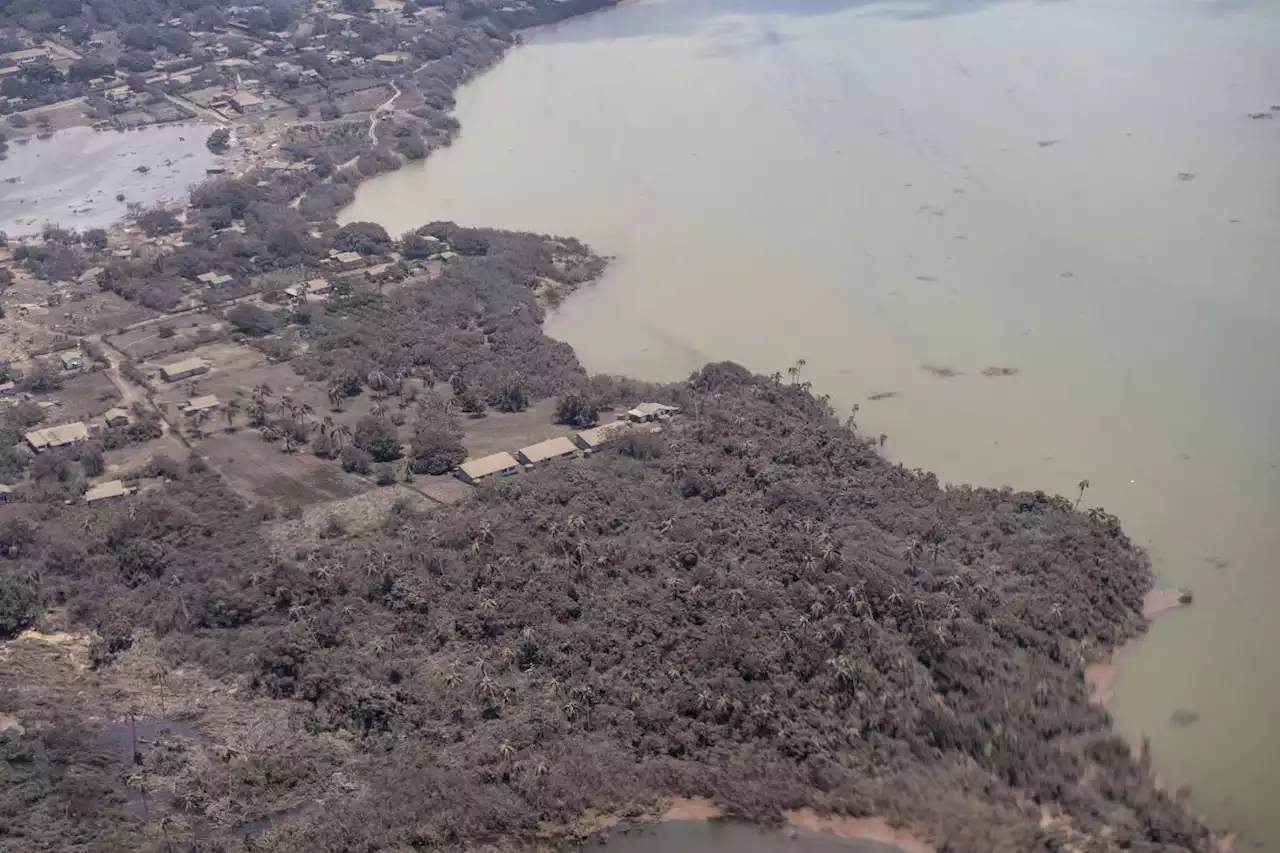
[[0, 1, 1221, 852]]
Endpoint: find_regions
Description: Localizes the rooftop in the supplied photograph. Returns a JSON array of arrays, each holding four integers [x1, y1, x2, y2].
[[25, 422, 89, 450], [518, 436, 579, 464], [458, 451, 520, 480], [575, 422, 630, 448], [630, 402, 681, 418], [161, 357, 209, 377], [182, 395, 220, 413], [85, 480, 129, 503]]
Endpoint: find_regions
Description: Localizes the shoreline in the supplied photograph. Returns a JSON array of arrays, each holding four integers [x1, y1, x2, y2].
[[1084, 587, 1189, 709], [562, 798, 934, 853]]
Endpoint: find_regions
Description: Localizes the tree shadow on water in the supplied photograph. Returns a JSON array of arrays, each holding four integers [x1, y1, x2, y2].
[[536, 0, 1052, 45]]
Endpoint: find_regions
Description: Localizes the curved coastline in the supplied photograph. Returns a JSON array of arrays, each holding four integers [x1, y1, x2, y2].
[[18, 0, 1232, 851], [326, 3, 1226, 851]]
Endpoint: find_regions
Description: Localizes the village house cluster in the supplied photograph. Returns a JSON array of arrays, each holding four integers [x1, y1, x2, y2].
[[455, 403, 679, 485]]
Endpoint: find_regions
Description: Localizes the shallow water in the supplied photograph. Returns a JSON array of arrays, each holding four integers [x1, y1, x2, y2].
[[342, 0, 1280, 843], [0, 124, 214, 237]]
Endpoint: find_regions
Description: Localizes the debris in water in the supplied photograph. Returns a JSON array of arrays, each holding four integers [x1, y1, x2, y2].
[[1060, 271, 1075, 278], [1176, 172, 1195, 181], [981, 367, 1019, 377], [1205, 556, 1229, 570], [1037, 139, 1060, 147], [922, 365, 964, 378], [867, 391, 900, 401], [1247, 111, 1274, 120], [916, 275, 936, 282], [1170, 709, 1200, 727]]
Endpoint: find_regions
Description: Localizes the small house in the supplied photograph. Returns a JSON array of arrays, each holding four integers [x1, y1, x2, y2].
[[25, 422, 89, 452], [104, 407, 130, 427], [572, 422, 629, 453], [373, 52, 409, 66], [516, 436, 579, 468], [160, 358, 210, 382], [3, 48, 50, 64], [84, 479, 130, 505], [455, 452, 520, 485], [625, 402, 681, 423], [59, 350, 84, 371], [333, 251, 364, 270], [196, 271, 233, 285], [306, 278, 331, 297], [181, 395, 220, 415], [0, 381, 15, 396], [228, 91, 264, 113], [0, 484, 13, 502]]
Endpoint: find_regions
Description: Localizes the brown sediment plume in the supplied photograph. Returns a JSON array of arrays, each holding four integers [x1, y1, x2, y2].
[[659, 797, 723, 821], [1084, 587, 1189, 708], [579, 799, 934, 853], [1082, 589, 1236, 851], [785, 809, 935, 853]]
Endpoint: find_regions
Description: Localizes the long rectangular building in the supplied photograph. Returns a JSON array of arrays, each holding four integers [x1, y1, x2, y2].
[[456, 451, 520, 484], [25, 422, 89, 452]]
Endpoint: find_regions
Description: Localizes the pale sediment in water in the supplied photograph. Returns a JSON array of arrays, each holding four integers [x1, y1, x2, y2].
[[0, 125, 214, 237], [341, 0, 1280, 843], [1085, 588, 1189, 709]]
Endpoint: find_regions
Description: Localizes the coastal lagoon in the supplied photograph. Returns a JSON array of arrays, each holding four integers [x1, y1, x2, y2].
[[342, 0, 1280, 844], [0, 124, 214, 238]]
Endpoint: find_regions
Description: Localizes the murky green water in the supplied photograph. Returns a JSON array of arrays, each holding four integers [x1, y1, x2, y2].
[[343, 0, 1280, 844]]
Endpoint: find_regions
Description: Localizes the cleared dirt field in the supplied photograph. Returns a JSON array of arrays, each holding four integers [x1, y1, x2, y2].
[[45, 369, 120, 423], [111, 313, 229, 361], [196, 430, 369, 507], [457, 398, 580, 459]]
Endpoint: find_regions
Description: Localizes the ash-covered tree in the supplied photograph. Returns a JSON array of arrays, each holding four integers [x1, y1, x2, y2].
[[555, 393, 598, 427], [226, 303, 279, 336], [206, 128, 231, 153], [334, 221, 392, 256], [353, 415, 401, 462], [409, 398, 465, 474]]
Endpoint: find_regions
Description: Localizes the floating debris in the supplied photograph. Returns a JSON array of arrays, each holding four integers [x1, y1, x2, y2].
[[1037, 139, 1060, 148], [1247, 111, 1275, 120], [1170, 709, 1200, 727], [1205, 556, 1229, 570], [922, 365, 964, 378], [1060, 271, 1075, 278], [1176, 172, 1195, 181], [867, 391, 900, 401], [981, 367, 1019, 377], [916, 275, 936, 282]]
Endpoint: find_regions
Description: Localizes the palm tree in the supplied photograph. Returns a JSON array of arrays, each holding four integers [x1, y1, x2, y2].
[[246, 397, 269, 428], [333, 422, 352, 448], [368, 369, 391, 397], [319, 416, 336, 438], [1075, 478, 1090, 509], [827, 654, 855, 685], [498, 740, 516, 761], [371, 399, 389, 419], [223, 399, 241, 432], [327, 384, 344, 411], [787, 358, 807, 384], [187, 408, 209, 440]]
